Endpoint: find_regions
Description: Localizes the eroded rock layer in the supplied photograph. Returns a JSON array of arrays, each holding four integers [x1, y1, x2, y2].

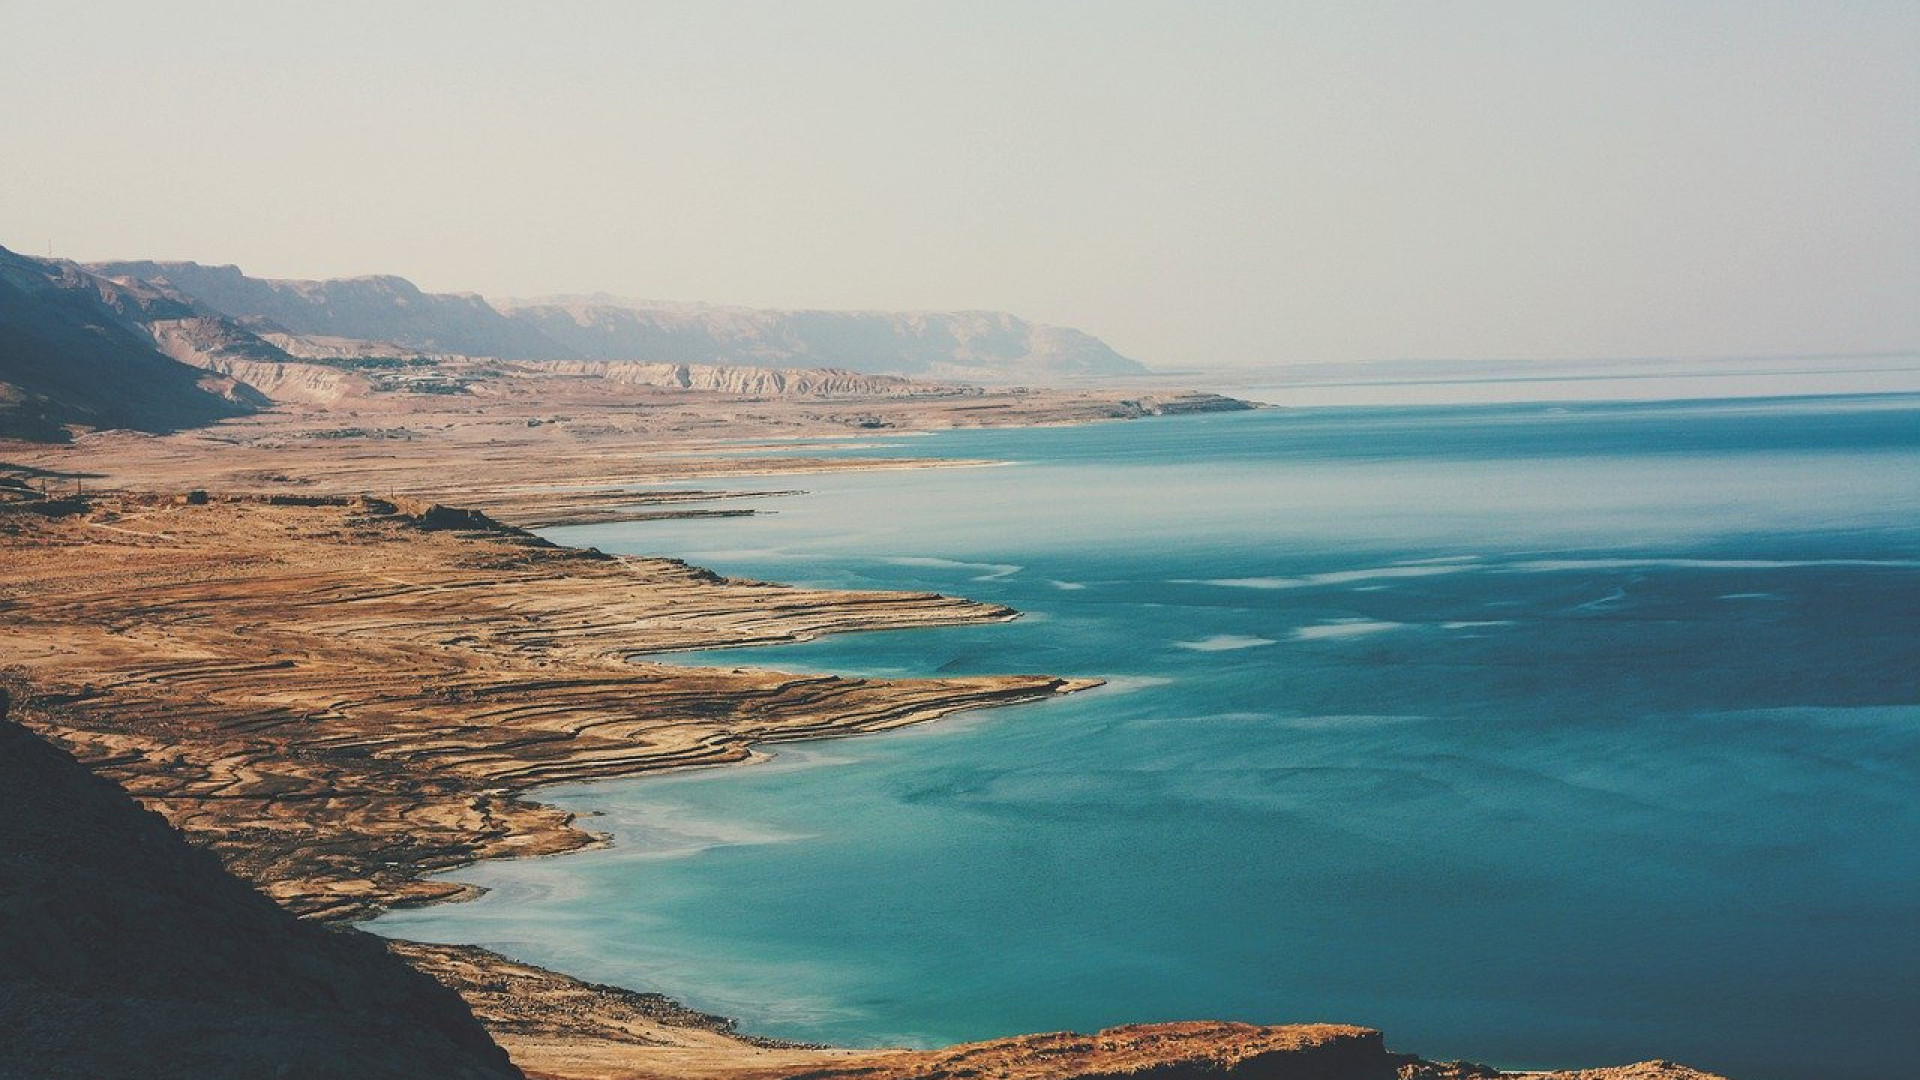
[[0, 493, 1086, 921]]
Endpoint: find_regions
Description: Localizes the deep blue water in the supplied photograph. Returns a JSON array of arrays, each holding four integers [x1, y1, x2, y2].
[[372, 395, 1920, 1080]]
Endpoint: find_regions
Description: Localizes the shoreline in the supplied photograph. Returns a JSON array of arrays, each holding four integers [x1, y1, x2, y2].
[[368, 658, 1100, 915], [363, 686, 1092, 1055], [0, 482, 1113, 1076], [0, 490, 1092, 919], [0, 393, 1740, 1080]]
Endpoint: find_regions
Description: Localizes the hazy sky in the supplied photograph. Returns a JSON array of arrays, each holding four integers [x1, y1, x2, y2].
[[4, 1, 1915, 368]]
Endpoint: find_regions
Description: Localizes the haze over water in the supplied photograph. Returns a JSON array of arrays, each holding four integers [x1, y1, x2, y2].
[[374, 383, 1920, 1080]]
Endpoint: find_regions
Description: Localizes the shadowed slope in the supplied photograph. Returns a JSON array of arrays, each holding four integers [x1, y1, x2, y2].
[[0, 689, 522, 1080], [0, 247, 263, 441]]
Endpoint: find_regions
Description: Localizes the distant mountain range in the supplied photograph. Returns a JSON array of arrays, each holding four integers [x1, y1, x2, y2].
[[0, 249, 1155, 442], [88, 261, 1149, 379]]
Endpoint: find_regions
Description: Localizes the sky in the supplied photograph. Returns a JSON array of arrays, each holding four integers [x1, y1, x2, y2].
[[3, 1, 1915, 368]]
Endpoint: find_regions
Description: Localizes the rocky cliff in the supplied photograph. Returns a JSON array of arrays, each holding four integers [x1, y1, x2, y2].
[[0, 687, 523, 1080], [499, 298, 1148, 378], [91, 260, 556, 360]]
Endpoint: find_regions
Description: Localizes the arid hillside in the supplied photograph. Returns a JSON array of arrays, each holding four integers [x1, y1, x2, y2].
[[0, 689, 521, 1080], [0, 246, 264, 441]]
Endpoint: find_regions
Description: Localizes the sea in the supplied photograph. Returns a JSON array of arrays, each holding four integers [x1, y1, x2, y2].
[[371, 365, 1920, 1080]]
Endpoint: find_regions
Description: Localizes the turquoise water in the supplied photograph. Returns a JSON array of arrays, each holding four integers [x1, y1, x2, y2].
[[372, 396, 1920, 1080]]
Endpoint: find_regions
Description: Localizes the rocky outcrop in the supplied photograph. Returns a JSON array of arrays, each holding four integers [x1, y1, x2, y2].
[[779, 1028, 1738, 1080], [1114, 393, 1260, 417], [127, 313, 385, 406], [143, 314, 298, 368], [1518, 1065, 1733, 1080], [794, 1023, 1399, 1080], [90, 260, 557, 360], [180, 357, 369, 404], [394, 941, 785, 1048], [0, 247, 264, 441], [0, 688, 522, 1080]]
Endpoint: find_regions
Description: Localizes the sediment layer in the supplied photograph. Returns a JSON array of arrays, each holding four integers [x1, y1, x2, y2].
[[0, 493, 1087, 921]]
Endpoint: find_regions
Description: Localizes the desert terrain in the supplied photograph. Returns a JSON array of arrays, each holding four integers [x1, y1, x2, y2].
[[0, 250, 1730, 1079], [0, 407, 1730, 1080]]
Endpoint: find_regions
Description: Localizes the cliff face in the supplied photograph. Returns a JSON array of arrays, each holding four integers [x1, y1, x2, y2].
[[87, 261, 1148, 379], [90, 260, 556, 360], [0, 247, 264, 441], [0, 688, 522, 1080], [500, 300, 1148, 378]]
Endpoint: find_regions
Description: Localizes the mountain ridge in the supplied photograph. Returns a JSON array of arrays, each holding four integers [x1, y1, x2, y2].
[[89, 260, 1148, 380], [0, 247, 265, 441]]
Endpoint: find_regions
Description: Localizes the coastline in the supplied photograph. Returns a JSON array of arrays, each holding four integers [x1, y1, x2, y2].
[[0, 392, 1742, 1080], [0, 490, 1092, 919], [0, 481, 1112, 1077]]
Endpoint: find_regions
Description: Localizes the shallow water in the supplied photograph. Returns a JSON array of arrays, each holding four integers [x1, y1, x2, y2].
[[372, 394, 1920, 1080]]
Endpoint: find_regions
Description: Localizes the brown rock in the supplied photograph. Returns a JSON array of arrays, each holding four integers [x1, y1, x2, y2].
[[788, 1022, 1396, 1080]]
